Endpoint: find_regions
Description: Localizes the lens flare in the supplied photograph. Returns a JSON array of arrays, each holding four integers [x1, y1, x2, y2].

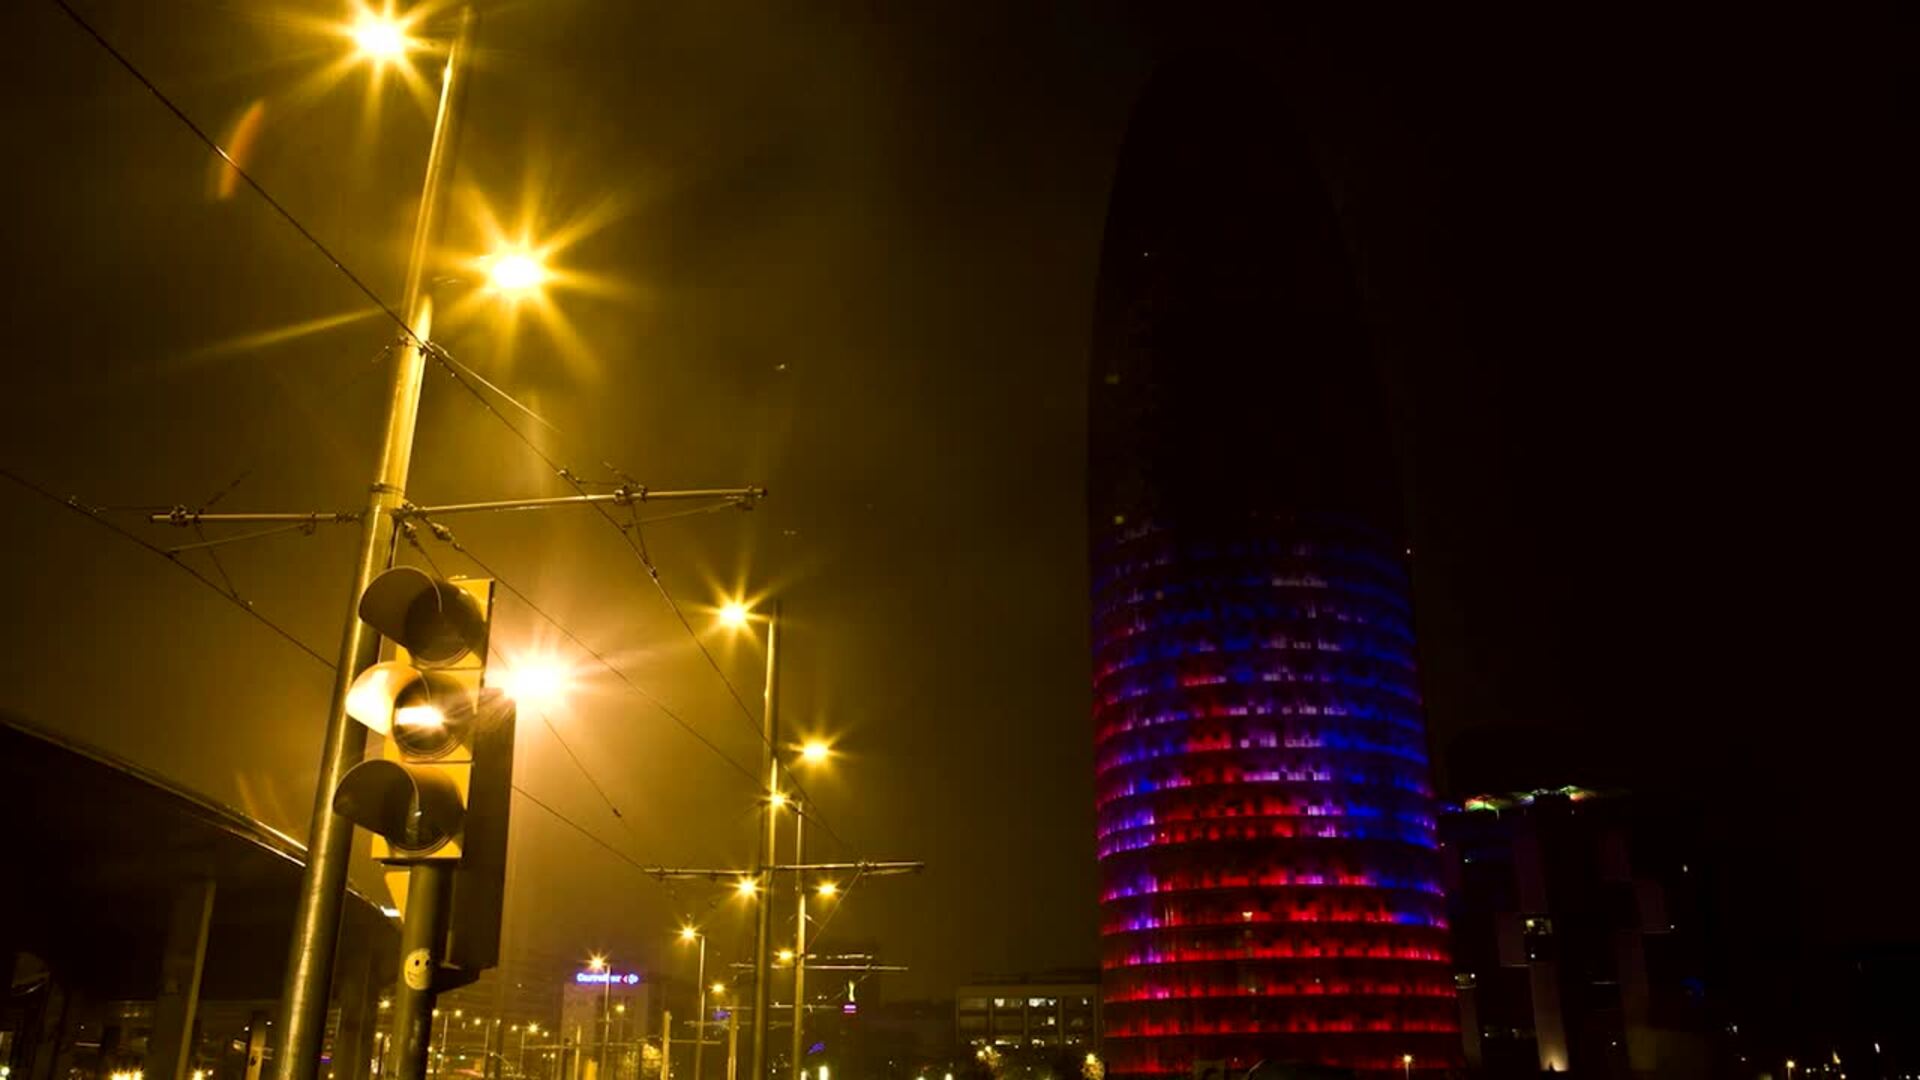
[[494, 656, 573, 712]]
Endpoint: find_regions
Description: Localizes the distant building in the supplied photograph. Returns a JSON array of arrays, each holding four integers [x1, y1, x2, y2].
[[1087, 62, 1455, 1080], [955, 974, 1100, 1053], [1440, 786, 1712, 1077], [558, 968, 651, 1080]]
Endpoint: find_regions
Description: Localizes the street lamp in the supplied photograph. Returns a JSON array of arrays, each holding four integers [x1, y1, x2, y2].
[[348, 10, 411, 64], [786, 742, 835, 1080], [1402, 1053, 1413, 1080], [273, 9, 478, 1080], [495, 653, 573, 713], [486, 247, 550, 297], [518, 1024, 539, 1080], [588, 955, 613, 1080], [716, 595, 782, 1080], [679, 928, 709, 1080], [717, 601, 752, 630]]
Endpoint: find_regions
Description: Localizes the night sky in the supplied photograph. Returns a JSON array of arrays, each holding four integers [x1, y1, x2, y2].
[[0, 0, 1901, 1020]]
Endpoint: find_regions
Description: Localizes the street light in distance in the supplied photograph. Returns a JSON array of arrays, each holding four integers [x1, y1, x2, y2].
[[717, 600, 752, 631]]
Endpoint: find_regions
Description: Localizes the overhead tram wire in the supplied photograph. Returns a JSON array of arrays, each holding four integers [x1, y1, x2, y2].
[[510, 785, 658, 877], [426, 355, 863, 858], [48, 0, 429, 355], [402, 521, 736, 917], [50, 0, 864, 863], [406, 508, 767, 793], [2, 465, 334, 669], [0, 465, 698, 887]]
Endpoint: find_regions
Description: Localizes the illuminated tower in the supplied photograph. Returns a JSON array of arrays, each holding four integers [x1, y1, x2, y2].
[[1089, 65, 1457, 1078]]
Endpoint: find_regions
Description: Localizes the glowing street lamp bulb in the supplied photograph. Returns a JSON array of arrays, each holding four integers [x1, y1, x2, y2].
[[679, 926, 698, 942], [777, 949, 795, 964], [736, 878, 758, 897], [487, 250, 548, 294], [801, 741, 830, 764], [769, 791, 789, 810], [588, 954, 607, 972], [711, 982, 727, 995], [816, 881, 839, 898], [350, 14, 409, 61], [497, 659, 569, 711], [717, 601, 752, 630]]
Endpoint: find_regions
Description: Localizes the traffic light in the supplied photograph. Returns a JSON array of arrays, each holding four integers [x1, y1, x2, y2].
[[333, 566, 514, 981]]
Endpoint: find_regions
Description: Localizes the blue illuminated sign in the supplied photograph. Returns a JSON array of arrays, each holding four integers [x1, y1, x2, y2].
[[575, 971, 642, 985]]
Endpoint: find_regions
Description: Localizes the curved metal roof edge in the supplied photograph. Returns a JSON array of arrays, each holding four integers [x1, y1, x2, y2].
[[2, 711, 393, 915]]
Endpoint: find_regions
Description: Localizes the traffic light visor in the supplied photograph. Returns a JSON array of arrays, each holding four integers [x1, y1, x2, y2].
[[346, 661, 484, 746], [333, 758, 465, 857], [360, 566, 489, 666]]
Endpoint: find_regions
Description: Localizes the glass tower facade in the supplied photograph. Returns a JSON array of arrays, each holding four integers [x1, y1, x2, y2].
[[1088, 65, 1457, 1078]]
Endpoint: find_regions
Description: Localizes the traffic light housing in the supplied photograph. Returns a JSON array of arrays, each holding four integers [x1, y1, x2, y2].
[[334, 566, 514, 981]]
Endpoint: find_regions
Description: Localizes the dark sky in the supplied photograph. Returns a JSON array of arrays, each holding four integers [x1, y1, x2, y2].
[[1, 0, 1902, 1012]]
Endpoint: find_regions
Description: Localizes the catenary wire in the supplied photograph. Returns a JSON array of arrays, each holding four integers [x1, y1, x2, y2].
[[409, 510, 767, 792], [166, 519, 333, 554], [2, 465, 335, 668], [48, 0, 429, 353], [511, 785, 655, 876], [429, 352, 860, 858], [50, 0, 861, 862]]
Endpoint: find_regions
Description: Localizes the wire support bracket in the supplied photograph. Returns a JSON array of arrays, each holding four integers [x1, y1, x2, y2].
[[642, 861, 925, 880], [146, 486, 767, 527]]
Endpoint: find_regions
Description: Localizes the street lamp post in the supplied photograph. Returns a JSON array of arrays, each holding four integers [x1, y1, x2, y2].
[[1401, 1054, 1413, 1080], [589, 956, 613, 1080], [789, 806, 805, 1080], [273, 10, 475, 1080], [739, 601, 782, 1080], [718, 990, 738, 1080], [680, 930, 709, 1080], [787, 743, 829, 1080]]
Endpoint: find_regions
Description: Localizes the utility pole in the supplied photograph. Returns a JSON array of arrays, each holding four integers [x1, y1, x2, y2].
[[270, 12, 473, 1080], [750, 601, 781, 1080], [725, 1009, 739, 1080], [788, 810, 805, 1080], [661, 1012, 672, 1080], [691, 938, 708, 1080]]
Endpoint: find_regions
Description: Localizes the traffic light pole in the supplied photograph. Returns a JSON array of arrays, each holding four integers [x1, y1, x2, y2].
[[392, 863, 456, 1080], [271, 11, 474, 1080]]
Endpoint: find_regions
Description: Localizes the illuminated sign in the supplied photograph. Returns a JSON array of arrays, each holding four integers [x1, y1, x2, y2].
[[575, 971, 643, 985], [841, 1002, 857, 1015]]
